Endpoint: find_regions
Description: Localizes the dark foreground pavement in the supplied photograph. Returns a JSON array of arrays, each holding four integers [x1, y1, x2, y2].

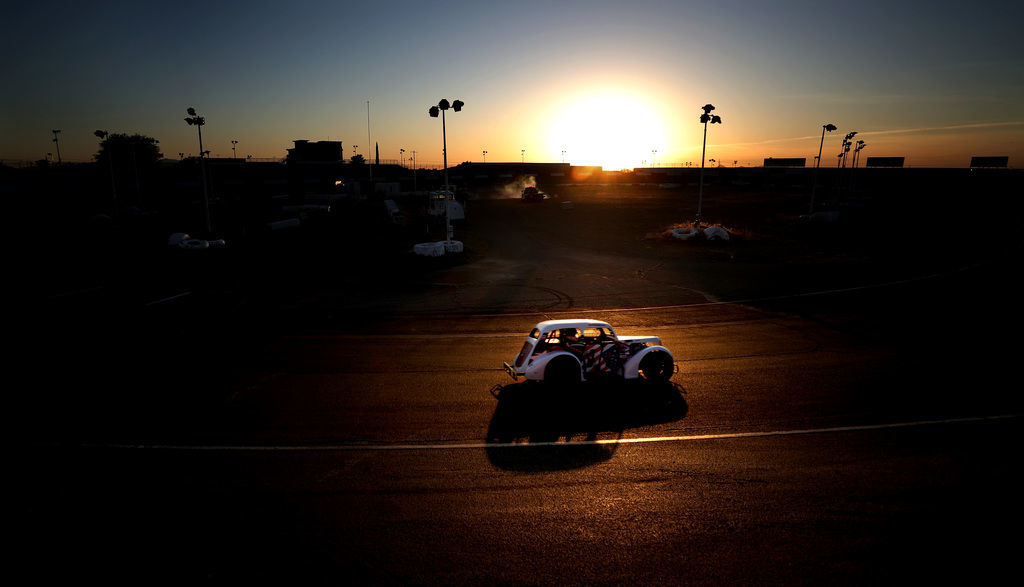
[[18, 192, 1024, 583]]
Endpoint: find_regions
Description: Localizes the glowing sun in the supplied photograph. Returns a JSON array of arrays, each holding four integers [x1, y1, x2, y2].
[[547, 92, 669, 171]]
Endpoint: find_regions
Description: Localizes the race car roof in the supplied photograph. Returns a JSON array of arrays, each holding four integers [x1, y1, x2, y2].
[[533, 319, 613, 333]]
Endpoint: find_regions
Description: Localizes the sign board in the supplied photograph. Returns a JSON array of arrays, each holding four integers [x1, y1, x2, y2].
[[865, 157, 904, 168], [762, 157, 806, 167], [969, 156, 1008, 168]]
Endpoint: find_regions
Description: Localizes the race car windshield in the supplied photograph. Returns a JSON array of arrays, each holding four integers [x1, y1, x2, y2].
[[529, 328, 540, 339]]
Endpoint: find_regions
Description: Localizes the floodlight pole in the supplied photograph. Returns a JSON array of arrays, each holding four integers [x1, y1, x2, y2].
[[429, 98, 464, 242], [367, 100, 373, 183], [441, 107, 448, 190], [51, 130, 62, 164], [851, 141, 866, 191], [198, 124, 209, 233], [809, 123, 836, 214], [185, 107, 211, 234], [697, 119, 707, 228]]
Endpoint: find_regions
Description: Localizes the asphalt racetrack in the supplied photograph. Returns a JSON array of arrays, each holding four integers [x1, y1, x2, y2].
[[20, 188, 1023, 583]]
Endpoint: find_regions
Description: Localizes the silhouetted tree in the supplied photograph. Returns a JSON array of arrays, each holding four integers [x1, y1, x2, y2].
[[94, 133, 162, 168], [350, 154, 365, 165], [93, 133, 162, 204]]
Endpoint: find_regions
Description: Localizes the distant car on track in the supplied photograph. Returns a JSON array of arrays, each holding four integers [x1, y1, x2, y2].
[[521, 186, 551, 201], [503, 319, 675, 385]]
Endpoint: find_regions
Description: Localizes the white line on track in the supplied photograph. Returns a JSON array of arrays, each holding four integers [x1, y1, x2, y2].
[[465, 268, 968, 318], [80, 414, 1019, 453], [145, 291, 192, 306]]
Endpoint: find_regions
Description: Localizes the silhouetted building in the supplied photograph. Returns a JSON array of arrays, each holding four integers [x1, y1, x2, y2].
[[865, 157, 905, 168], [969, 156, 1009, 168], [763, 157, 806, 167], [287, 140, 343, 163]]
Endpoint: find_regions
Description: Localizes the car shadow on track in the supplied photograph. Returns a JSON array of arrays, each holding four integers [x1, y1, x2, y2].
[[484, 379, 688, 472]]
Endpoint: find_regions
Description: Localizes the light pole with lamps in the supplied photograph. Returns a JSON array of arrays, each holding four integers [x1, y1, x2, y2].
[[696, 104, 722, 228], [427, 98, 464, 191], [809, 123, 837, 214], [231, 140, 238, 159], [51, 130, 62, 164], [841, 132, 857, 168], [428, 98, 464, 242], [411, 150, 417, 191], [521, 149, 525, 164], [838, 131, 857, 195], [851, 140, 866, 191], [482, 149, 487, 163], [400, 148, 405, 167], [184, 107, 211, 234]]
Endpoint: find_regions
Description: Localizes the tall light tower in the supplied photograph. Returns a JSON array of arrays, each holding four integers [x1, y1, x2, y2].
[[853, 140, 866, 168], [400, 148, 406, 166], [521, 149, 525, 164], [841, 132, 857, 168], [837, 131, 857, 195], [696, 104, 722, 228], [809, 123, 837, 214], [482, 149, 487, 163], [851, 140, 866, 191], [366, 100, 375, 182], [184, 107, 211, 234], [51, 130, 62, 164], [428, 98, 464, 191], [652, 149, 657, 167], [428, 98, 464, 242], [411, 150, 418, 191], [231, 139, 238, 159]]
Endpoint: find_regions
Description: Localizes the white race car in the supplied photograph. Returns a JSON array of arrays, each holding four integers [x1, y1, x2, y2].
[[503, 319, 675, 385]]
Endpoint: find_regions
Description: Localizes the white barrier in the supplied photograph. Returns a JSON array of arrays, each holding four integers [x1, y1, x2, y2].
[[414, 240, 464, 256], [703, 226, 730, 241], [414, 242, 445, 256], [268, 218, 301, 231], [671, 227, 698, 240]]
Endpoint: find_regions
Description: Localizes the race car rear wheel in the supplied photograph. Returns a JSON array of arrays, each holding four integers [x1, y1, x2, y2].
[[639, 352, 673, 384]]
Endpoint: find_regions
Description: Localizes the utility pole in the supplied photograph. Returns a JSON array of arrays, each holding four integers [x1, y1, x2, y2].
[[696, 104, 722, 228], [809, 123, 837, 214], [51, 130, 62, 163], [367, 100, 373, 183], [184, 107, 211, 234], [428, 98, 464, 241]]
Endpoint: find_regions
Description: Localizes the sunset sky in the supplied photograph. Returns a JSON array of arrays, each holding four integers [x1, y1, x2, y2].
[[3, 0, 1022, 169]]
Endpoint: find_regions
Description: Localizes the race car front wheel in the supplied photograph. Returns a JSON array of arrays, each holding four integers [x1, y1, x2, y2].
[[639, 352, 673, 384]]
